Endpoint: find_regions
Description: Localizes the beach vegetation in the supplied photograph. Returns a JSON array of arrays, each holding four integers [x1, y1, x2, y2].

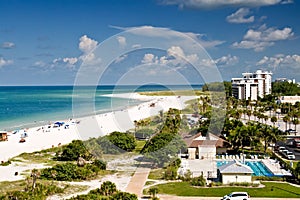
[[55, 140, 92, 161], [108, 131, 136, 152], [141, 108, 186, 167], [40, 159, 107, 181], [0, 160, 11, 166], [0, 182, 65, 200], [69, 181, 138, 200], [85, 131, 137, 155]]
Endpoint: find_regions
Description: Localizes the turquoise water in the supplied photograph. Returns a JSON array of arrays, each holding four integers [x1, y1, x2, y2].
[[217, 161, 274, 177], [0, 85, 201, 130]]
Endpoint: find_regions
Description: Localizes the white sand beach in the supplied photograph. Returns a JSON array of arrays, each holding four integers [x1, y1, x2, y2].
[[0, 93, 197, 182]]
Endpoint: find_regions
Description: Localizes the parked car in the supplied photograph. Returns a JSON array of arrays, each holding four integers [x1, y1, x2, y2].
[[221, 192, 250, 200], [281, 149, 289, 156], [292, 139, 300, 148], [278, 146, 286, 153], [285, 151, 296, 160]]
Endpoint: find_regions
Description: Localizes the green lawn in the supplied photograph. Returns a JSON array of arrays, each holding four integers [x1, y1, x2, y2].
[[148, 168, 165, 180], [154, 181, 300, 198], [134, 140, 146, 153]]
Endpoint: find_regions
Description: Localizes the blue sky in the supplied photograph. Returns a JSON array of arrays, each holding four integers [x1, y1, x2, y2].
[[0, 0, 299, 85]]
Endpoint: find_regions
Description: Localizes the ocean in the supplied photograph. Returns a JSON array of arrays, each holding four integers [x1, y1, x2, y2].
[[0, 85, 202, 131]]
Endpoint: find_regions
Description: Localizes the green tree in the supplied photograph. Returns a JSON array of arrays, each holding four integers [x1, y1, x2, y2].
[[57, 140, 91, 161], [108, 131, 137, 152], [272, 81, 300, 96], [292, 118, 299, 132], [148, 187, 159, 198], [100, 181, 117, 196], [271, 116, 277, 127], [111, 191, 138, 199], [283, 115, 290, 132]]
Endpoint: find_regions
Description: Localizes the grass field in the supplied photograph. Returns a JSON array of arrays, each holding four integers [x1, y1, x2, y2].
[[154, 181, 300, 198]]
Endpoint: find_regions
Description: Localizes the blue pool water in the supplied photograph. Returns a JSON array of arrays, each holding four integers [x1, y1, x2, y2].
[[217, 161, 274, 177]]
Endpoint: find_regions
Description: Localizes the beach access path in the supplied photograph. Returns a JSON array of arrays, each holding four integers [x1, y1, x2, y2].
[[126, 166, 151, 198]]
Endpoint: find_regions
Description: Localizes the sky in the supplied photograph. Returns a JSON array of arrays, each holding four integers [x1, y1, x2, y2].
[[0, 0, 299, 85]]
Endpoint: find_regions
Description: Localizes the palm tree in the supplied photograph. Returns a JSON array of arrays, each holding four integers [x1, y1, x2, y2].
[[283, 115, 290, 132], [31, 169, 39, 191], [292, 118, 299, 133], [148, 187, 159, 198], [228, 125, 250, 152], [259, 125, 273, 153], [263, 115, 268, 124], [100, 181, 117, 196], [271, 116, 277, 127]]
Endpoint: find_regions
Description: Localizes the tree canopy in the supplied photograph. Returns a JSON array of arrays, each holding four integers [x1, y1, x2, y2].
[[272, 81, 300, 96]]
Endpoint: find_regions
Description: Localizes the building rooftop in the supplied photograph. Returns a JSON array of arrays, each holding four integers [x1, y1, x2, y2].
[[218, 160, 253, 174]]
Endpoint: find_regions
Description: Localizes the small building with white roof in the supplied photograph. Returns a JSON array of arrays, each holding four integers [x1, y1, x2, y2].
[[218, 160, 253, 184]]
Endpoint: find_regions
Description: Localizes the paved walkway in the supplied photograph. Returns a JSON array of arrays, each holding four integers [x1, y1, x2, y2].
[[125, 166, 151, 198]]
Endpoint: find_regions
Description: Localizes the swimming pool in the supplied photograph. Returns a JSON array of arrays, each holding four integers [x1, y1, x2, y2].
[[217, 161, 274, 177]]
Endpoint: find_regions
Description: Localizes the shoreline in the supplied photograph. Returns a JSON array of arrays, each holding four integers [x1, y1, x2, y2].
[[0, 92, 197, 162]]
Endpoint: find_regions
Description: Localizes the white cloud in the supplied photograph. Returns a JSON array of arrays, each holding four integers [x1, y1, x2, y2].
[[167, 46, 185, 58], [140, 46, 200, 69], [232, 25, 294, 51], [215, 54, 239, 66], [34, 61, 47, 68], [141, 53, 159, 64], [1, 42, 15, 49], [110, 25, 225, 48], [0, 57, 13, 68], [78, 35, 102, 65], [79, 35, 98, 54], [132, 44, 142, 49], [63, 57, 78, 65], [159, 0, 292, 9], [226, 8, 254, 23], [117, 36, 126, 47], [114, 54, 128, 64], [256, 54, 300, 69], [201, 54, 239, 67]]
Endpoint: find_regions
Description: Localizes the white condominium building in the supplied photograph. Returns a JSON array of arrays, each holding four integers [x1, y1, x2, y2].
[[231, 70, 272, 100]]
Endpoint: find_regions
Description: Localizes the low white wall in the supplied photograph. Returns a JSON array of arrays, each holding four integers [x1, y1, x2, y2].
[[222, 173, 252, 184]]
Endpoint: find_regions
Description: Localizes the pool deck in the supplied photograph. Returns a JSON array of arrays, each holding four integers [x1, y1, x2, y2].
[[261, 159, 293, 176], [182, 158, 292, 178]]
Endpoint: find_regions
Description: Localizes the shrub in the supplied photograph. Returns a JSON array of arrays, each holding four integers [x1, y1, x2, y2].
[[0, 183, 64, 199], [110, 191, 138, 199], [70, 181, 137, 199], [41, 161, 106, 181], [164, 166, 178, 180], [108, 131, 136, 152], [190, 175, 206, 186], [93, 159, 107, 170], [0, 160, 11, 166], [56, 140, 92, 161]]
